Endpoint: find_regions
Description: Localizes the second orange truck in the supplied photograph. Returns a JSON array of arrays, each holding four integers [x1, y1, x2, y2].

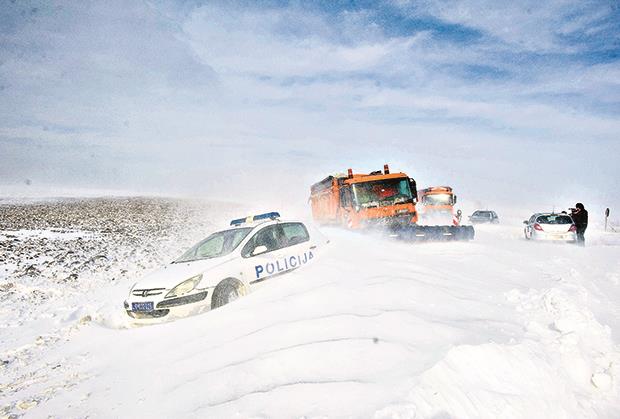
[[309, 164, 474, 240]]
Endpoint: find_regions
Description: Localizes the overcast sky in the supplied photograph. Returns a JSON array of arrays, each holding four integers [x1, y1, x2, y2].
[[1, 1, 619, 211]]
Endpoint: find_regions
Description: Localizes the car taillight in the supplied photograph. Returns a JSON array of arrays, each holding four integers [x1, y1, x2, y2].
[[533, 223, 544, 231], [568, 225, 576, 232]]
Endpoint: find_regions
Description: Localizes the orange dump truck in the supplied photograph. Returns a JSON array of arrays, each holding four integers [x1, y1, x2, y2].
[[417, 186, 460, 226], [310, 165, 474, 240]]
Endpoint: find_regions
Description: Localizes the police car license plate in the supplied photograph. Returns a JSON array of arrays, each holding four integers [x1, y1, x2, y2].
[[132, 302, 154, 312]]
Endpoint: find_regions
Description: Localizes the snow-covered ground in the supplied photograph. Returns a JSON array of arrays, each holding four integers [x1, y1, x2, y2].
[[1, 199, 620, 418]]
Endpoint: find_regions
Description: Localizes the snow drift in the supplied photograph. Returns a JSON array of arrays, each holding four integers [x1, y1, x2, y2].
[[1, 199, 619, 418]]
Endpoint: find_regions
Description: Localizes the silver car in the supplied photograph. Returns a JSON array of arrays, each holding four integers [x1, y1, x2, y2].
[[469, 210, 499, 224], [523, 213, 577, 242]]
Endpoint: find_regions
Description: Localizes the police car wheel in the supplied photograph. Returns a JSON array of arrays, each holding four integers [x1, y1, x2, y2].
[[212, 278, 245, 309]]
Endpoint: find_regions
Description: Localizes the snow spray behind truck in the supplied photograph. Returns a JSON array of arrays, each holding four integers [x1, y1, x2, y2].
[[309, 164, 474, 241]]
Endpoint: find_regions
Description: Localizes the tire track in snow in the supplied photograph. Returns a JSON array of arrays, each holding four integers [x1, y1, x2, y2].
[[202, 378, 368, 408], [167, 333, 416, 395], [166, 309, 402, 362]]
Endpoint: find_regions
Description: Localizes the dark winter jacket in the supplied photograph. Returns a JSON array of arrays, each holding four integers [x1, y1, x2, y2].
[[572, 208, 588, 231]]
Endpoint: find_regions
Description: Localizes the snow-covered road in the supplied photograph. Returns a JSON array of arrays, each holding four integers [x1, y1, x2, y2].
[[2, 216, 619, 418]]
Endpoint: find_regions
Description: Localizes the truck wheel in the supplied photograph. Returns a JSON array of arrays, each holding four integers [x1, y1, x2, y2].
[[211, 278, 246, 309]]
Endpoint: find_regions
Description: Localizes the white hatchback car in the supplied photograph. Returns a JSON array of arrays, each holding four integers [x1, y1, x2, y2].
[[523, 212, 577, 242], [125, 212, 323, 322]]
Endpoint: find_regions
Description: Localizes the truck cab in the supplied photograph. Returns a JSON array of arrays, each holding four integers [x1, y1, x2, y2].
[[310, 164, 419, 229]]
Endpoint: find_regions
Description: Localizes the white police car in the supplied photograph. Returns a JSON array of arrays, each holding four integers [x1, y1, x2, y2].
[[124, 212, 323, 322]]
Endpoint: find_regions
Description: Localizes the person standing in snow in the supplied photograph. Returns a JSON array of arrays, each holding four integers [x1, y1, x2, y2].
[[571, 203, 588, 246]]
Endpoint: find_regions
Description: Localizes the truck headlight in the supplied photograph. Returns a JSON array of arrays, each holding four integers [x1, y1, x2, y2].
[[165, 274, 202, 298]]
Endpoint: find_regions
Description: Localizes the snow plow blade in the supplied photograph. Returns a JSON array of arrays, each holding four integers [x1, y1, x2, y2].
[[388, 225, 475, 241]]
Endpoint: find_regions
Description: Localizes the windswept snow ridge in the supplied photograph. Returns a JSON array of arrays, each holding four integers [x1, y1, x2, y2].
[[403, 285, 619, 418], [1, 199, 619, 418]]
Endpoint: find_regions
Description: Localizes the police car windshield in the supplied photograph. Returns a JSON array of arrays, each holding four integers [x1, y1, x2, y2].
[[175, 227, 253, 263], [352, 179, 413, 207]]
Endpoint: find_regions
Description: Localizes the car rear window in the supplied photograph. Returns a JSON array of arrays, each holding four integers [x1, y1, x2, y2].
[[536, 215, 572, 224], [282, 223, 310, 245], [241, 223, 310, 258]]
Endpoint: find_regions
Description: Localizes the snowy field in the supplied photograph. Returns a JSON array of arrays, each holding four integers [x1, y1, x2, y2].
[[1, 198, 620, 418]]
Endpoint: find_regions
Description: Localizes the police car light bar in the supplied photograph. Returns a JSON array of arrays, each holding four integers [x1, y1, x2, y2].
[[230, 212, 281, 226]]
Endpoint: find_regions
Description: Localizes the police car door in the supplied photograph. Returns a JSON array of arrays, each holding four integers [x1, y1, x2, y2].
[[278, 222, 315, 272], [241, 223, 313, 286], [241, 224, 287, 286]]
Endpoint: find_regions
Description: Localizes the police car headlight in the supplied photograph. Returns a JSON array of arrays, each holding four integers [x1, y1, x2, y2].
[[166, 274, 202, 298]]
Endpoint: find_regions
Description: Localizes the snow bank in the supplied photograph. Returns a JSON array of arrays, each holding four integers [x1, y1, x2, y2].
[[403, 285, 620, 418]]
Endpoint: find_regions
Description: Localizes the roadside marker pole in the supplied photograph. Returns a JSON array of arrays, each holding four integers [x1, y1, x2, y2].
[[605, 208, 610, 232]]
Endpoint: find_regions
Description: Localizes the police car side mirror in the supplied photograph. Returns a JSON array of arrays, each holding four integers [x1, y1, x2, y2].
[[523, 220, 528, 224], [252, 245, 268, 256]]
